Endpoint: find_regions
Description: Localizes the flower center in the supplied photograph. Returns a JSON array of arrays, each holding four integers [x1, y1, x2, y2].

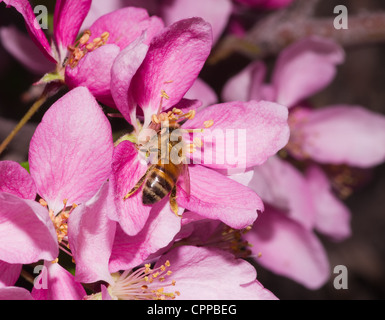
[[66, 30, 110, 68], [108, 261, 180, 300], [40, 198, 76, 259]]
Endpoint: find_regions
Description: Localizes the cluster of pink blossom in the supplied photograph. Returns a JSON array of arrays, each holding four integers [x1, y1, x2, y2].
[[0, 0, 384, 300]]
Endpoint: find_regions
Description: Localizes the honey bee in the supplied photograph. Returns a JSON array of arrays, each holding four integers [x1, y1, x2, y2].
[[123, 112, 191, 216]]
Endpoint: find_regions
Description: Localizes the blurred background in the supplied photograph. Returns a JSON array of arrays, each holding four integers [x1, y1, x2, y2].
[[1, 0, 385, 299]]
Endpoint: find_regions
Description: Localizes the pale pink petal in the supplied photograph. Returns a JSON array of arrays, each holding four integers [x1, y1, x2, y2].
[[177, 165, 262, 229], [272, 36, 345, 108], [2, 0, 56, 62], [295, 105, 385, 167], [186, 100, 289, 169], [53, 0, 92, 60], [306, 165, 351, 241], [109, 141, 152, 236], [82, 0, 159, 30], [110, 34, 149, 123], [0, 287, 33, 300], [184, 78, 218, 108], [160, 0, 232, 44], [29, 87, 113, 214], [65, 44, 121, 107], [31, 261, 86, 300], [230, 156, 316, 229], [0, 262, 22, 287], [154, 246, 276, 300], [109, 203, 181, 273], [88, 7, 164, 49], [68, 182, 116, 284], [245, 206, 330, 289], [0, 192, 58, 264], [0, 160, 36, 200], [129, 17, 212, 118], [222, 61, 267, 102], [0, 26, 55, 74]]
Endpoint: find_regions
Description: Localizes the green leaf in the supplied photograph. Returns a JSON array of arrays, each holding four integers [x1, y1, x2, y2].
[[20, 161, 30, 173]]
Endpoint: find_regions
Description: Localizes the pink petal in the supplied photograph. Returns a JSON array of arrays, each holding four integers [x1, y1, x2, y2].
[[31, 261, 86, 300], [53, 0, 92, 60], [0, 160, 36, 200], [65, 44, 121, 107], [29, 87, 113, 214], [154, 246, 275, 300], [109, 140, 152, 235], [0, 262, 22, 287], [109, 203, 181, 273], [231, 156, 316, 229], [0, 26, 55, 74], [88, 7, 164, 49], [68, 182, 116, 284], [272, 36, 344, 108], [0, 287, 34, 300], [0, 192, 58, 264], [2, 0, 56, 62], [110, 34, 149, 123], [184, 78, 218, 108], [245, 206, 330, 289], [177, 165, 262, 229], [160, 0, 232, 44], [306, 165, 351, 241], [129, 17, 212, 118], [222, 61, 267, 102], [186, 100, 289, 169], [295, 105, 385, 167]]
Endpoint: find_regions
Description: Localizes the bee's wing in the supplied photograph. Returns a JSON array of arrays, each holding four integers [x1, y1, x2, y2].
[[181, 164, 191, 199]]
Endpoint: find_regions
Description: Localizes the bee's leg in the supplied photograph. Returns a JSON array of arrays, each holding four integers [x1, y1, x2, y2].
[[170, 185, 182, 217], [123, 166, 154, 200]]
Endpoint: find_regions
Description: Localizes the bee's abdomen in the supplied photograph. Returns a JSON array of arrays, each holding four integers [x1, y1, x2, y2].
[[142, 164, 177, 205]]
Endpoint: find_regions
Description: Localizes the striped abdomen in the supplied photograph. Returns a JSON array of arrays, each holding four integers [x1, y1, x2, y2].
[[142, 163, 182, 205]]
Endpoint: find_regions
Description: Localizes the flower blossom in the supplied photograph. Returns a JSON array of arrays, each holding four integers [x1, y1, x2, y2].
[[222, 36, 385, 288], [108, 17, 290, 237], [85, 246, 277, 300], [0, 86, 113, 292], [65, 17, 289, 286], [0, 0, 163, 106]]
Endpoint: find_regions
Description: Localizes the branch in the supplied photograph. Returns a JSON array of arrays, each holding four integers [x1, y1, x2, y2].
[[209, 1, 385, 63]]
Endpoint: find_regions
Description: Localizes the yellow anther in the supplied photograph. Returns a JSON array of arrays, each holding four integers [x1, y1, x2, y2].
[[51, 258, 59, 264], [165, 261, 170, 267], [152, 114, 160, 124], [85, 42, 95, 51], [161, 90, 170, 99], [204, 120, 214, 128], [79, 31, 91, 45], [39, 199, 48, 207]]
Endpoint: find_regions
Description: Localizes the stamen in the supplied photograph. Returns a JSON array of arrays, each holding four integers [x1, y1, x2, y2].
[[66, 30, 110, 68], [108, 261, 179, 300]]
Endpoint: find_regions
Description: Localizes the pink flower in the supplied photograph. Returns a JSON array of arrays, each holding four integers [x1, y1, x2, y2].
[[0, 87, 113, 287], [108, 17, 290, 236], [1, 0, 163, 106], [84, 0, 233, 45], [87, 246, 277, 300], [223, 36, 385, 288]]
